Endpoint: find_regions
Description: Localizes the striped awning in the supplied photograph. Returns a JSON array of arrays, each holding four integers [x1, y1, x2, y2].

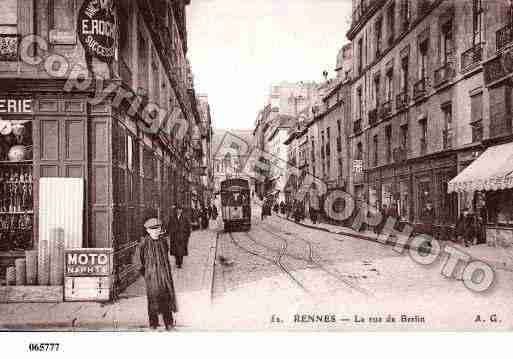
[[448, 142, 513, 193]]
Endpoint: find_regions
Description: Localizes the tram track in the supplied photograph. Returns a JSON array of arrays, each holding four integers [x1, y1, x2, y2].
[[226, 231, 310, 293], [258, 222, 372, 297]]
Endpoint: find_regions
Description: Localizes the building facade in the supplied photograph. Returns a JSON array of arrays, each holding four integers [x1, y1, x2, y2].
[[0, 0, 205, 299], [346, 0, 512, 239]]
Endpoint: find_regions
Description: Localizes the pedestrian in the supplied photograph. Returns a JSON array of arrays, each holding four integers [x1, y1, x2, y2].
[[139, 218, 177, 330], [167, 206, 191, 268], [280, 201, 285, 215], [207, 204, 212, 220], [200, 205, 209, 229], [309, 205, 318, 225], [286, 201, 292, 219], [212, 205, 218, 220]]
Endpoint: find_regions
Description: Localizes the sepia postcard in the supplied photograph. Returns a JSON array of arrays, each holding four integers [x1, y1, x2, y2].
[[1, 0, 513, 340]]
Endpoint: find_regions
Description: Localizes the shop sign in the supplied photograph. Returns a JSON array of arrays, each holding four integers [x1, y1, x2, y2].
[[77, 0, 118, 63], [65, 249, 113, 277], [0, 97, 32, 114]]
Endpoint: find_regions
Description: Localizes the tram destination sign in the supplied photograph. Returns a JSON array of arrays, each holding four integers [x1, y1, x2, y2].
[[65, 248, 113, 277]]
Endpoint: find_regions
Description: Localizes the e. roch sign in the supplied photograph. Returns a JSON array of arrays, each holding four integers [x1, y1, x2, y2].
[[77, 0, 118, 63], [65, 249, 112, 277]]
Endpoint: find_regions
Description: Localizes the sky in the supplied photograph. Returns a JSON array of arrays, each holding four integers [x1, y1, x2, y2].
[[187, 0, 352, 130]]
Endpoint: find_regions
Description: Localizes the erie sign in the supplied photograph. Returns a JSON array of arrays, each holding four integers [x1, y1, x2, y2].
[[65, 249, 113, 277]]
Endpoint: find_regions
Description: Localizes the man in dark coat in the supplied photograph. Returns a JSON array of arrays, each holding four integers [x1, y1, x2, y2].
[[212, 205, 218, 220], [200, 206, 209, 229], [139, 218, 177, 330], [167, 206, 191, 268]]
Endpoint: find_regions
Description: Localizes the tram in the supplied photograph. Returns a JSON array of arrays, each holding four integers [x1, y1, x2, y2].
[[220, 178, 251, 232]]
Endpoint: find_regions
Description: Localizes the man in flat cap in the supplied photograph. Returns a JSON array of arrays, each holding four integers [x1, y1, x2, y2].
[[139, 218, 177, 330]]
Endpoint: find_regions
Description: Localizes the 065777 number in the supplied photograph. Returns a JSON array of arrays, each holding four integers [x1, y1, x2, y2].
[[28, 343, 60, 352]]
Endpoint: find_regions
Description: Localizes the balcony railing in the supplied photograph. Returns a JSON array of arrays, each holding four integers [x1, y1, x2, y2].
[[490, 117, 512, 138], [420, 138, 427, 155], [413, 77, 428, 99], [0, 34, 19, 62], [381, 100, 392, 118], [396, 91, 409, 111], [471, 121, 483, 143], [497, 23, 513, 52], [369, 108, 379, 126], [461, 43, 483, 72], [354, 119, 362, 134], [442, 129, 453, 150], [434, 63, 455, 87]]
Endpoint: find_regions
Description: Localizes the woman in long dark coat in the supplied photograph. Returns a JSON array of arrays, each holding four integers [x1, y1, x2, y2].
[[168, 206, 191, 268], [139, 218, 177, 330]]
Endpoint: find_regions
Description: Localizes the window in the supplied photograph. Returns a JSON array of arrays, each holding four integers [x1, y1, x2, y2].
[[52, 0, 74, 31], [151, 55, 160, 102], [400, 0, 410, 31], [138, 32, 149, 92], [358, 38, 363, 74], [471, 93, 483, 142], [119, 1, 132, 68], [418, 41, 428, 79], [338, 158, 343, 180], [401, 124, 409, 151], [386, 68, 393, 101], [375, 17, 383, 58], [387, 3, 395, 46], [373, 135, 379, 166], [400, 56, 409, 92], [386, 125, 392, 163], [420, 118, 427, 154], [472, 0, 484, 45], [357, 87, 363, 119], [356, 142, 363, 160], [337, 120, 341, 135], [374, 75, 381, 108], [440, 20, 453, 65], [418, 180, 433, 221], [442, 103, 452, 149]]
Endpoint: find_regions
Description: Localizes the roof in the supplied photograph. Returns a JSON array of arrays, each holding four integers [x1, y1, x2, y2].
[[448, 142, 513, 193]]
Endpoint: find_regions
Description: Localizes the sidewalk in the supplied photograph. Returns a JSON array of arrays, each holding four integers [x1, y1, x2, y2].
[[0, 223, 219, 331], [274, 213, 513, 272]]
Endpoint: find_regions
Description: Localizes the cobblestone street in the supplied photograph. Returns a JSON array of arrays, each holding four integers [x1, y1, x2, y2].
[[209, 211, 513, 330]]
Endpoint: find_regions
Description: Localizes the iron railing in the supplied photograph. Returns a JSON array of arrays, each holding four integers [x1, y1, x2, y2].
[[497, 23, 513, 52], [0, 34, 19, 62], [396, 91, 409, 111], [413, 77, 428, 99], [461, 43, 483, 72], [434, 63, 455, 87], [381, 100, 392, 118]]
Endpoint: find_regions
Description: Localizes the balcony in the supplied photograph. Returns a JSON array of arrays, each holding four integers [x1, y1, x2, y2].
[[484, 50, 513, 85], [434, 63, 455, 87], [471, 121, 483, 143], [442, 129, 453, 150], [461, 43, 483, 72], [420, 138, 427, 155], [0, 34, 19, 62], [381, 100, 392, 118], [392, 147, 407, 163], [368, 108, 379, 126], [353, 119, 362, 135], [396, 92, 409, 111], [413, 78, 428, 99], [496, 23, 513, 52]]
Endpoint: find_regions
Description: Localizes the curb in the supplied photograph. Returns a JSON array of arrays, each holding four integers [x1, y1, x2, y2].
[[205, 222, 220, 303], [274, 214, 513, 272]]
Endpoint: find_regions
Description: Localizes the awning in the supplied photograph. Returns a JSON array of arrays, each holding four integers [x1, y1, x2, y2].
[[448, 142, 513, 193]]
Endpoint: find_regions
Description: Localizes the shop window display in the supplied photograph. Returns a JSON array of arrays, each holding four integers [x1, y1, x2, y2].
[[0, 120, 33, 253]]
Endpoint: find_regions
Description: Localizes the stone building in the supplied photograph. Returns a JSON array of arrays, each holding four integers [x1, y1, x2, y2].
[[0, 0, 204, 297], [346, 0, 512, 239]]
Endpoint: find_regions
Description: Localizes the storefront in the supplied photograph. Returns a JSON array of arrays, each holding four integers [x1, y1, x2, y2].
[[364, 154, 457, 238], [0, 81, 191, 303], [448, 141, 513, 247]]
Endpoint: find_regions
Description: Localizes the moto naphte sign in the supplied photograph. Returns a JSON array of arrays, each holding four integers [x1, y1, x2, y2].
[[65, 249, 113, 277]]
